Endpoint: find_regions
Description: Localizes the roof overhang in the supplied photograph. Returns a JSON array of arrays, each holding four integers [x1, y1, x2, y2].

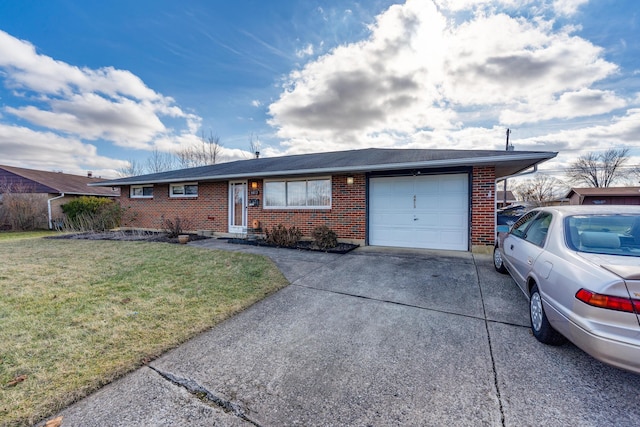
[[90, 151, 556, 187]]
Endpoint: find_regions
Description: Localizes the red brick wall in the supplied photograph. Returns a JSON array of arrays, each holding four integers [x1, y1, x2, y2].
[[248, 174, 366, 240], [118, 174, 367, 240], [118, 169, 495, 249], [120, 182, 228, 231], [471, 166, 496, 247]]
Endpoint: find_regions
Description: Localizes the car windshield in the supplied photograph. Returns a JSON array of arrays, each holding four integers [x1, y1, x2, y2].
[[565, 214, 640, 257]]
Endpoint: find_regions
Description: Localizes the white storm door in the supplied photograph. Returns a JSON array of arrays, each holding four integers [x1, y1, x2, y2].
[[229, 181, 247, 234]]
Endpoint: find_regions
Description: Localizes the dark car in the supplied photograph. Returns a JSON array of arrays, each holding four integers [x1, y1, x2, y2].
[[496, 204, 531, 232]]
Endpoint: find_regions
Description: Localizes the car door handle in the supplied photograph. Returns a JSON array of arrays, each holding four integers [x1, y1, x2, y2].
[[527, 257, 533, 265]]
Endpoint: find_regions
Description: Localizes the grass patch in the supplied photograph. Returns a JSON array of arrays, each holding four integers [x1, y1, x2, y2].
[[0, 238, 288, 426], [0, 230, 59, 241]]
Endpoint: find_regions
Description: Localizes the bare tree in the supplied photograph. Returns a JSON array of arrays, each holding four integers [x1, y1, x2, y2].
[[176, 130, 223, 168], [566, 148, 630, 188], [512, 174, 565, 207], [117, 159, 145, 177], [146, 148, 176, 173]]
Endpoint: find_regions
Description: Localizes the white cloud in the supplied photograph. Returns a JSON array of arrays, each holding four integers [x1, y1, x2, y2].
[[433, 0, 586, 16], [0, 30, 200, 153], [251, 99, 262, 108], [295, 43, 315, 58], [552, 0, 588, 16], [500, 88, 627, 125], [0, 123, 128, 177], [268, 0, 626, 157]]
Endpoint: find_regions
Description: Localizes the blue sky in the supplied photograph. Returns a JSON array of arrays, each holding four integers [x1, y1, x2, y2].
[[0, 0, 638, 181]]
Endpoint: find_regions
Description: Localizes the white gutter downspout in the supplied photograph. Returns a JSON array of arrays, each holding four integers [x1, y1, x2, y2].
[[494, 165, 538, 239], [47, 193, 65, 230]]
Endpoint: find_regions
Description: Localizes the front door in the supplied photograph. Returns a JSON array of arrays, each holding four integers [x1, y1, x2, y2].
[[229, 181, 247, 234]]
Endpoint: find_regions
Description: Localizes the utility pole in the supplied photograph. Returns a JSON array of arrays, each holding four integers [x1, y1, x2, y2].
[[503, 128, 511, 206], [505, 128, 511, 150]]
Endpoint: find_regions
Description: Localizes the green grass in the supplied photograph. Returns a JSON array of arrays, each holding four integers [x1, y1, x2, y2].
[[0, 230, 59, 241], [0, 237, 288, 426]]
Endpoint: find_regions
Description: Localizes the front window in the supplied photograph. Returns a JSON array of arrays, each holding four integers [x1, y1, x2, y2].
[[523, 212, 552, 247], [565, 214, 640, 256], [130, 185, 153, 198], [508, 211, 552, 248], [510, 211, 538, 239], [170, 183, 198, 198], [264, 178, 331, 209]]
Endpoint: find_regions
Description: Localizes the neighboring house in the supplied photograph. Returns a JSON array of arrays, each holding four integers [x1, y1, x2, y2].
[[495, 190, 517, 208], [565, 187, 640, 206], [91, 148, 556, 252], [0, 165, 120, 229]]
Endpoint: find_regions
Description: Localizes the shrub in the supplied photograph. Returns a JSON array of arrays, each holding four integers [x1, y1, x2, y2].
[[163, 216, 193, 238], [1, 193, 47, 230], [312, 225, 338, 250], [0, 180, 48, 230], [61, 196, 122, 231], [265, 224, 302, 247]]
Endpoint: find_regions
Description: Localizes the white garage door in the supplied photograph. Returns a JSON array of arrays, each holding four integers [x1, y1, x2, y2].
[[369, 174, 469, 250]]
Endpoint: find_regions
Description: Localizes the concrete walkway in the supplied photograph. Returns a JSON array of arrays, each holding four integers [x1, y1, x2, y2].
[[44, 239, 640, 426]]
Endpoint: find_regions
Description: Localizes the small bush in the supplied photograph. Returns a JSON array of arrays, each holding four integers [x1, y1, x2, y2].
[[265, 224, 302, 247], [312, 225, 338, 249], [163, 216, 193, 238], [61, 196, 122, 231]]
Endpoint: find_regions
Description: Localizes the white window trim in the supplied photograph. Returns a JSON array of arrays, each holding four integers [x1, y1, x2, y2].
[[170, 182, 198, 198], [264, 177, 332, 209], [130, 185, 154, 198]]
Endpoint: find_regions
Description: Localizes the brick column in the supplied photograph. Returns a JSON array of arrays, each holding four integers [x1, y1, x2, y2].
[[471, 166, 496, 252]]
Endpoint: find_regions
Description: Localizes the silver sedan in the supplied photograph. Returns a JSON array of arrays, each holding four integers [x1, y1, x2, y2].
[[493, 205, 640, 374]]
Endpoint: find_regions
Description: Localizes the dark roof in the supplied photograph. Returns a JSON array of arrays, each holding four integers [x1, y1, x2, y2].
[[496, 190, 517, 201], [566, 187, 640, 198], [91, 148, 557, 187], [0, 165, 120, 196]]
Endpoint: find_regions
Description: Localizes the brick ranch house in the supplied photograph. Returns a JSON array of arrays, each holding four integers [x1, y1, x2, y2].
[[91, 148, 556, 252]]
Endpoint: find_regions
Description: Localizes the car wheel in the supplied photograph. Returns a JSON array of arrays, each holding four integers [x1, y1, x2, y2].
[[493, 245, 507, 274], [529, 284, 567, 346]]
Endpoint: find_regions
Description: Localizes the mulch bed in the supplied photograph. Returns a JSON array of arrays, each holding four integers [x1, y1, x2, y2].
[[226, 238, 359, 254], [47, 230, 211, 244], [47, 231, 359, 253]]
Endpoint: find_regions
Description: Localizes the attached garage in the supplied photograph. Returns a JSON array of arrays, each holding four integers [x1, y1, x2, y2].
[[93, 148, 558, 253], [369, 173, 469, 250]]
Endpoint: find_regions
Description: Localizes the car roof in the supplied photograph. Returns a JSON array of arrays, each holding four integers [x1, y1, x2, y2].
[[537, 205, 640, 215]]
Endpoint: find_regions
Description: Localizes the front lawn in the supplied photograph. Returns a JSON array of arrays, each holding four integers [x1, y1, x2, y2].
[[0, 235, 288, 426], [0, 230, 58, 241]]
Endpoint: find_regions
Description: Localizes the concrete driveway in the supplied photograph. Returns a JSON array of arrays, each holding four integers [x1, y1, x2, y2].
[[47, 240, 640, 426]]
